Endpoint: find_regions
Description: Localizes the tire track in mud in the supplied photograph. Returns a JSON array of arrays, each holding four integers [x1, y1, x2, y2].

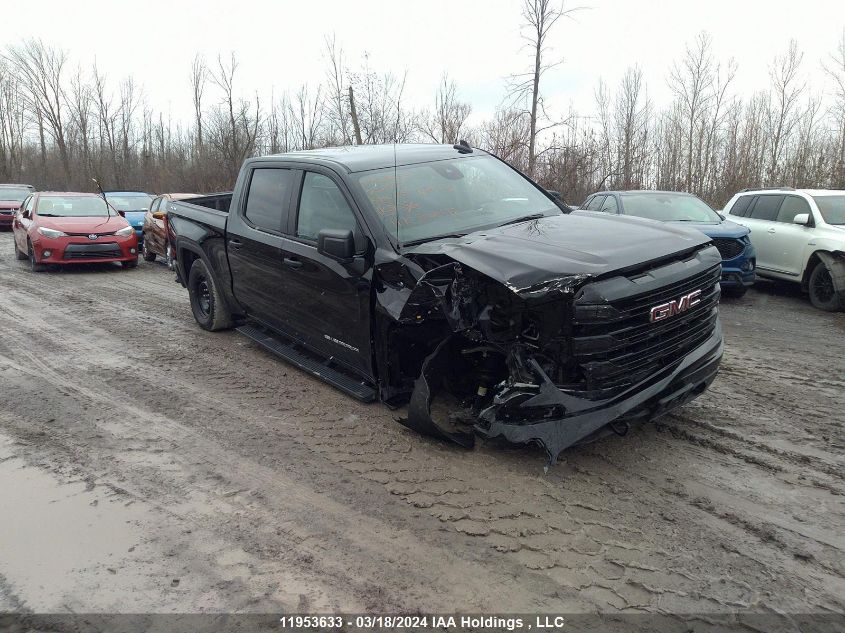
[[0, 233, 843, 615]]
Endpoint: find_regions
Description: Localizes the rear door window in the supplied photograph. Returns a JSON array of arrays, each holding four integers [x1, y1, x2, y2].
[[749, 195, 784, 221], [295, 172, 358, 241], [729, 195, 753, 217], [244, 168, 294, 233], [776, 195, 811, 223]]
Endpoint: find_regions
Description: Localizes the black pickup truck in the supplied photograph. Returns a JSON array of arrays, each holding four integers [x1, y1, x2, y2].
[[167, 144, 723, 461]]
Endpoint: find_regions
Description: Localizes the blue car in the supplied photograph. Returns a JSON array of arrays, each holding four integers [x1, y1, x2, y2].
[[104, 191, 154, 243], [579, 190, 756, 297]]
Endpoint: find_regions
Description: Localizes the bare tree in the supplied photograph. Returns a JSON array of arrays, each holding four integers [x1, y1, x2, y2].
[[349, 86, 363, 145], [0, 59, 28, 180], [668, 32, 716, 191], [6, 39, 72, 185], [823, 29, 845, 186], [510, 0, 578, 177], [765, 40, 804, 184], [419, 75, 471, 144], [208, 53, 261, 181], [190, 54, 207, 153], [288, 84, 324, 150], [324, 35, 353, 145]]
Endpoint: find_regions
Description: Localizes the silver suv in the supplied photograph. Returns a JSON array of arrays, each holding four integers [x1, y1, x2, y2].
[[724, 188, 845, 311]]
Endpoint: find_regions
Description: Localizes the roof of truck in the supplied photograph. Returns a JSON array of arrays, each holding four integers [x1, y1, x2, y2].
[[257, 143, 489, 173]]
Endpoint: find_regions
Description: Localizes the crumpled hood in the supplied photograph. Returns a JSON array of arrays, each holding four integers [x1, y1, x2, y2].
[[406, 212, 712, 295], [668, 219, 749, 239], [37, 215, 131, 233], [0, 200, 22, 210]]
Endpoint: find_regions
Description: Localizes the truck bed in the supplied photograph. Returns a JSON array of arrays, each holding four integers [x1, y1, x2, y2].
[[167, 192, 232, 232]]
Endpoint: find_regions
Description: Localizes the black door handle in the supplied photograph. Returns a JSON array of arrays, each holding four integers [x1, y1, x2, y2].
[[283, 257, 303, 269], [229, 239, 243, 248]]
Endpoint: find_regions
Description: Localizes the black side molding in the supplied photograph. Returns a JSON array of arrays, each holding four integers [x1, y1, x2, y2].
[[237, 323, 377, 402]]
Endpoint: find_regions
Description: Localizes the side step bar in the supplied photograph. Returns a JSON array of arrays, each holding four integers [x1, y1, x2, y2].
[[236, 323, 377, 402]]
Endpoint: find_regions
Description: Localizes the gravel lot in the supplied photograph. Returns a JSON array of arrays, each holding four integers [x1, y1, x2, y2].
[[0, 230, 843, 626]]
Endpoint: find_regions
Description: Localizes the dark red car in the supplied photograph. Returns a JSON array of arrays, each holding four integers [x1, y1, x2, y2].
[[142, 193, 199, 267], [0, 184, 35, 229], [12, 192, 139, 272]]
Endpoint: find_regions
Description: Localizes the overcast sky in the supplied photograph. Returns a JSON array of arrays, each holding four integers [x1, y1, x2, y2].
[[8, 0, 845, 126]]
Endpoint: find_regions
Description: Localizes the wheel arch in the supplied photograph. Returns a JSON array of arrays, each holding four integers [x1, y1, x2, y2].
[[176, 239, 243, 318], [802, 250, 845, 294]]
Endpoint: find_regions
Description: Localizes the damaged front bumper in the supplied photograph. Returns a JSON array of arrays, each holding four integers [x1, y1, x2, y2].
[[401, 320, 723, 464]]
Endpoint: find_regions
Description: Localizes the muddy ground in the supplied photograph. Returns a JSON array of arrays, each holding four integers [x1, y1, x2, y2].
[[0, 230, 843, 627]]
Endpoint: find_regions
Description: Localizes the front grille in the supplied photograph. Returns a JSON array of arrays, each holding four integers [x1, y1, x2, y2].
[[65, 231, 115, 238], [65, 249, 122, 259], [711, 238, 745, 260], [63, 242, 122, 259], [570, 260, 721, 397]]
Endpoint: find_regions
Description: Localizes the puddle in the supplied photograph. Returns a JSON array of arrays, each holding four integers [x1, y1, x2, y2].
[[0, 436, 149, 611]]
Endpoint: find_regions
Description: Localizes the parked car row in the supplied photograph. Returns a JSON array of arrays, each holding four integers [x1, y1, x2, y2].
[[2, 186, 230, 273], [577, 187, 845, 311]]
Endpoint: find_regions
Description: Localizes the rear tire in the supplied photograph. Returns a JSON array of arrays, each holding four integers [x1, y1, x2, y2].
[[13, 238, 27, 260], [28, 241, 46, 272], [722, 286, 747, 298], [808, 261, 844, 311], [142, 237, 156, 262], [187, 259, 233, 331]]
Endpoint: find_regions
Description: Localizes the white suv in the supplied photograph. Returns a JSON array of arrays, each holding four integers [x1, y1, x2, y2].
[[724, 188, 845, 311]]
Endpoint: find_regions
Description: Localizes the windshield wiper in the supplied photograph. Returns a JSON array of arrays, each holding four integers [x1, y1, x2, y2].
[[498, 213, 546, 227], [37, 213, 58, 216], [401, 233, 466, 248]]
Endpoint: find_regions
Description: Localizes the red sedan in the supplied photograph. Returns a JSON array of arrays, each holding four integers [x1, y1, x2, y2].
[[12, 192, 139, 272]]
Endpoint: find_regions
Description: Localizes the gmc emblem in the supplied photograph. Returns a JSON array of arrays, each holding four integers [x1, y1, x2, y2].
[[649, 289, 702, 322]]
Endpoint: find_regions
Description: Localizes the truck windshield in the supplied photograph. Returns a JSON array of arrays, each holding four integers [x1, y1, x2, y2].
[[105, 194, 152, 212], [37, 196, 111, 217], [354, 156, 559, 245], [620, 193, 721, 223], [812, 196, 845, 225], [0, 188, 32, 202]]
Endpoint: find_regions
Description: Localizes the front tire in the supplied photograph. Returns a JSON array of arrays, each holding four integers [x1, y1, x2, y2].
[[142, 237, 156, 262], [808, 261, 844, 311], [187, 259, 233, 331], [122, 258, 139, 269], [28, 241, 46, 272]]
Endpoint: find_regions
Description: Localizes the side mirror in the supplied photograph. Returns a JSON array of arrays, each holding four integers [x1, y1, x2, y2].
[[117, 210, 126, 217], [717, 212, 726, 220], [546, 190, 562, 200], [792, 213, 810, 226], [317, 228, 355, 261], [152, 211, 166, 220]]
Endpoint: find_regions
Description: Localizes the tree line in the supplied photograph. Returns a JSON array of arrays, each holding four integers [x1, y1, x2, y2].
[[1, 1, 844, 208]]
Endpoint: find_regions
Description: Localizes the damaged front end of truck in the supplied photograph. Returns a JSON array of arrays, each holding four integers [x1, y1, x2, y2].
[[372, 234, 724, 463]]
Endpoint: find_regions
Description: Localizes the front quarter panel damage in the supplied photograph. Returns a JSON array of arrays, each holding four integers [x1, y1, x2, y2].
[[375, 243, 723, 464]]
